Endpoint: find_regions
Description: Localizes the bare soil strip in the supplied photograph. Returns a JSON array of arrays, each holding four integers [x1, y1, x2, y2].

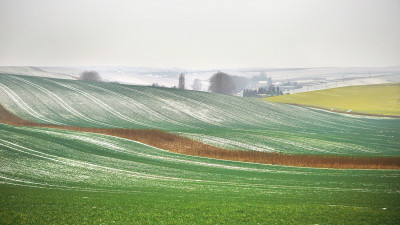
[[1, 103, 399, 169]]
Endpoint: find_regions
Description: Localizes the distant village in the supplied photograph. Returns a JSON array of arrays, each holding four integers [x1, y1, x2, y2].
[[152, 71, 304, 98], [81, 70, 303, 98], [240, 79, 302, 98]]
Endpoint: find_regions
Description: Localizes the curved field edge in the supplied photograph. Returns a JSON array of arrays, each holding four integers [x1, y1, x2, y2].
[[1, 123, 399, 224], [1, 103, 399, 169], [270, 102, 400, 119], [1, 73, 399, 157], [266, 83, 400, 116], [1, 74, 400, 158]]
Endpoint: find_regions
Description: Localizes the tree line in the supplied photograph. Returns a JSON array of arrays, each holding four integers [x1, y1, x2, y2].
[[79, 70, 282, 98], [179, 71, 283, 97], [243, 85, 283, 98]]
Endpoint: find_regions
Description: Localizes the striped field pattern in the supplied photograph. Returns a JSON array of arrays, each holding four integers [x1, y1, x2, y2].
[[1, 73, 400, 223], [0, 73, 399, 156], [1, 123, 399, 195]]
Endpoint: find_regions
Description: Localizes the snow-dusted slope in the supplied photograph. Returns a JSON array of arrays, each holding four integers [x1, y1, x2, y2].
[[1, 123, 398, 193], [0, 66, 77, 80], [0, 73, 399, 156]]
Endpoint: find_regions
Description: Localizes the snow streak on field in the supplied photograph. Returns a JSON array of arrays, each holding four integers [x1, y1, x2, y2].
[[0, 73, 399, 156], [1, 124, 399, 195]]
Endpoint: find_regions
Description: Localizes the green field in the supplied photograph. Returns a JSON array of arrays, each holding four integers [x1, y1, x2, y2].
[[266, 84, 400, 116], [0, 74, 399, 156], [1, 124, 399, 224], [0, 73, 400, 223]]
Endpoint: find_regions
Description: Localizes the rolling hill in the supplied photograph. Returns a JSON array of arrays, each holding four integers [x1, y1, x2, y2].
[[0, 73, 399, 156], [1, 123, 399, 224], [0, 73, 399, 223], [0, 66, 77, 80]]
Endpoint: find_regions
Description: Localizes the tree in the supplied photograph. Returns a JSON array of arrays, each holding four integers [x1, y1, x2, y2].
[[243, 89, 257, 98], [192, 79, 202, 91], [267, 77, 273, 87], [178, 73, 185, 89], [276, 86, 282, 96], [268, 84, 276, 96], [209, 72, 236, 95], [258, 86, 267, 94], [80, 71, 101, 82]]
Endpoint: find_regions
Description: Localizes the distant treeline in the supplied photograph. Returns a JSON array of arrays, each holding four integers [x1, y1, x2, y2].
[[243, 84, 284, 98]]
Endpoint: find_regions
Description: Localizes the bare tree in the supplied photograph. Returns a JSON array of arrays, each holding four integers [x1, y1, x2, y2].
[[80, 71, 102, 82], [209, 72, 236, 95], [178, 73, 185, 89], [192, 79, 202, 91]]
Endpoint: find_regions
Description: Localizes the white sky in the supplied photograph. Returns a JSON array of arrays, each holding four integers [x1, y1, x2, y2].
[[0, 0, 399, 68]]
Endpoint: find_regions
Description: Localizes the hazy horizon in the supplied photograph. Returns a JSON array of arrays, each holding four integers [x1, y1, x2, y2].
[[0, 0, 399, 69]]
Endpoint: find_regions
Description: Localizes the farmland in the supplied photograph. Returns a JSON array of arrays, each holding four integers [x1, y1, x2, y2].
[[0, 74, 399, 157], [0, 73, 400, 223], [266, 84, 400, 116], [1, 123, 399, 224]]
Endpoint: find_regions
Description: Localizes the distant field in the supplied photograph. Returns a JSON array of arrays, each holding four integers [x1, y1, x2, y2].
[[266, 84, 400, 116]]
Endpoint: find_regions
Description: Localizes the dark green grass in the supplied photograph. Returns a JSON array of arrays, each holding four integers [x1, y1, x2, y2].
[[1, 185, 399, 224], [1, 124, 399, 223]]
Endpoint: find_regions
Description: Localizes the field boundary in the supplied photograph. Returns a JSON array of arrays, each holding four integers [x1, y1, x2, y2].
[[1, 103, 399, 169], [265, 83, 400, 117], [277, 102, 400, 118]]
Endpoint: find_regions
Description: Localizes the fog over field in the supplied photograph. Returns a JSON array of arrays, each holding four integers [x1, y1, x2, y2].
[[1, 66, 399, 93], [1, 0, 399, 224]]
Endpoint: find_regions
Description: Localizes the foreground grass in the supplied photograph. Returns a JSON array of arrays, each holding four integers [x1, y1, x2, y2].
[[266, 83, 400, 116], [1, 185, 399, 224], [1, 123, 399, 224]]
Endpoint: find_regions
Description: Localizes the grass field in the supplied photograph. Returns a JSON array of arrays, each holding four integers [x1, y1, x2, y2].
[[0, 124, 399, 224], [2, 186, 399, 224], [1, 103, 398, 169], [0, 73, 399, 223], [266, 84, 400, 116], [0, 73, 399, 157]]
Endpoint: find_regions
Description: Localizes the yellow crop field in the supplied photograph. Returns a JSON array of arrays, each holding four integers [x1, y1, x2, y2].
[[266, 83, 400, 116]]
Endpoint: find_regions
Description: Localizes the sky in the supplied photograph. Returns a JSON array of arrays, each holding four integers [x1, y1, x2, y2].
[[0, 0, 399, 69]]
